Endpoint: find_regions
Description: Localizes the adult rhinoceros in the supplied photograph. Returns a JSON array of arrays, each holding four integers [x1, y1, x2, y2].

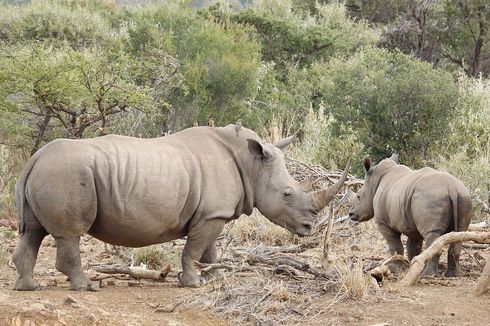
[[349, 158, 472, 277], [13, 124, 350, 290]]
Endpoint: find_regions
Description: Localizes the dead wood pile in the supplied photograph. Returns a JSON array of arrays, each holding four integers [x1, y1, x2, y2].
[[399, 231, 490, 295]]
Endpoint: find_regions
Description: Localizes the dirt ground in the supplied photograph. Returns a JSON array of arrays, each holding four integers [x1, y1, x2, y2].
[[1, 223, 489, 326]]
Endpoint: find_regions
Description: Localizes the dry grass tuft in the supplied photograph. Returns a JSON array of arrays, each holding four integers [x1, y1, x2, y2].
[[132, 245, 180, 270], [185, 273, 335, 324], [229, 210, 294, 246], [335, 259, 370, 300]]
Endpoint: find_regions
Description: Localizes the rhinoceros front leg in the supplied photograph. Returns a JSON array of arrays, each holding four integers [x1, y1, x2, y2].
[[200, 239, 224, 282], [377, 224, 404, 256], [54, 236, 98, 291], [180, 219, 225, 288]]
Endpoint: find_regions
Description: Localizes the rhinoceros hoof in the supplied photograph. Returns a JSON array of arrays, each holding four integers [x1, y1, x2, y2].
[[444, 269, 459, 278], [70, 281, 100, 292], [201, 270, 224, 282], [420, 269, 440, 278], [178, 272, 202, 288], [14, 278, 41, 291]]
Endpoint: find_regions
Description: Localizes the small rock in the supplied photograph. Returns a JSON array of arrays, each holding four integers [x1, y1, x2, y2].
[[128, 281, 141, 287], [350, 245, 361, 251], [63, 295, 78, 306], [43, 303, 56, 311], [47, 280, 57, 287], [155, 302, 181, 313]]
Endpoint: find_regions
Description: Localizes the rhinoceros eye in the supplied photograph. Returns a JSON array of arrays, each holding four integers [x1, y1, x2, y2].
[[283, 188, 293, 197]]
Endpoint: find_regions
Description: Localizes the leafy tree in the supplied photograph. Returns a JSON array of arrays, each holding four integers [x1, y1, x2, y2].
[[436, 0, 490, 77], [361, 0, 490, 77], [226, 1, 379, 69], [317, 47, 460, 167], [0, 43, 154, 154], [123, 3, 262, 130], [0, 1, 115, 49]]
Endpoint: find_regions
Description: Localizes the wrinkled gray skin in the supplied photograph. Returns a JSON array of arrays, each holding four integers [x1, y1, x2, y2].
[[349, 158, 473, 277], [13, 125, 350, 290]]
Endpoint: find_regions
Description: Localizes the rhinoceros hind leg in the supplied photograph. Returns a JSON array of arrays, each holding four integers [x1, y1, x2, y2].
[[54, 236, 98, 291], [406, 237, 423, 261], [179, 220, 225, 288], [445, 242, 462, 277], [13, 220, 47, 291], [421, 231, 442, 277]]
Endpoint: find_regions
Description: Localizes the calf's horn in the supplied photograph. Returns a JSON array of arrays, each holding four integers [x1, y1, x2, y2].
[[313, 159, 351, 211]]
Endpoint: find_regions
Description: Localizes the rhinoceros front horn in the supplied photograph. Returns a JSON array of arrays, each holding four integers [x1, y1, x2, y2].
[[312, 159, 351, 212]]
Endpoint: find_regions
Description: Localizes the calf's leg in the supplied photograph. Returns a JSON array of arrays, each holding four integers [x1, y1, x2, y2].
[[13, 218, 47, 291], [421, 231, 443, 276], [378, 224, 404, 256], [407, 237, 423, 261], [445, 242, 462, 277]]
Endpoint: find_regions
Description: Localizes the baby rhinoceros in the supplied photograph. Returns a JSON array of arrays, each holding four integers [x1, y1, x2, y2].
[[349, 157, 472, 277]]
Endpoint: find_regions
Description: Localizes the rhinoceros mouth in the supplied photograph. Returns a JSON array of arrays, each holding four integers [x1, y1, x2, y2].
[[294, 222, 316, 237], [349, 212, 358, 222]]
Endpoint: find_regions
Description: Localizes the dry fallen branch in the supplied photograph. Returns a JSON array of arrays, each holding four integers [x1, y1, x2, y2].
[[369, 255, 410, 281], [323, 204, 335, 263], [232, 241, 320, 255], [468, 220, 489, 231], [93, 264, 171, 281], [474, 253, 490, 295], [245, 253, 334, 280], [399, 231, 490, 287]]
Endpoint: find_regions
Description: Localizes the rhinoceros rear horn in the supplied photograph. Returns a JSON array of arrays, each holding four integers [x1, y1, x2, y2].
[[313, 159, 351, 212]]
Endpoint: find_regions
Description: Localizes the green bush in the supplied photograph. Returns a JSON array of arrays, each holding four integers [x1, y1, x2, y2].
[[0, 1, 114, 48], [317, 47, 461, 167]]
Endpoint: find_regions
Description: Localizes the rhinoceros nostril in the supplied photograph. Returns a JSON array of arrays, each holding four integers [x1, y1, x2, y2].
[[302, 223, 313, 231]]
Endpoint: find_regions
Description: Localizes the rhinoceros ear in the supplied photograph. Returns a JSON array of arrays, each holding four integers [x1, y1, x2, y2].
[[273, 135, 294, 153], [299, 177, 313, 192], [247, 139, 275, 160], [363, 157, 372, 173]]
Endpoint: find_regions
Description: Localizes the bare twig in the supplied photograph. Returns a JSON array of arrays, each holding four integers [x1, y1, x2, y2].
[[92, 264, 171, 281]]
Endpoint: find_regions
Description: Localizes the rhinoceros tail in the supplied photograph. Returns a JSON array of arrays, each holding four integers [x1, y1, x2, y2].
[[15, 155, 39, 235], [448, 189, 459, 232]]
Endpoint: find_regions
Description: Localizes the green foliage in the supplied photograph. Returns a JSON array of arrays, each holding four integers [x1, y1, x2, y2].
[[0, 1, 115, 48], [0, 42, 154, 152], [120, 3, 262, 130], [434, 75, 490, 216], [435, 0, 490, 76], [290, 107, 366, 174], [133, 245, 180, 270], [226, 0, 379, 68], [318, 47, 460, 167]]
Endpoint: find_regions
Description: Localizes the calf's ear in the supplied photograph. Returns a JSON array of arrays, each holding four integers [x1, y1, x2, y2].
[[363, 157, 372, 173], [273, 135, 294, 153], [247, 139, 275, 160]]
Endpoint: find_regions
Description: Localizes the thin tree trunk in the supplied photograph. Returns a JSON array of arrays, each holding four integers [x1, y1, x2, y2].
[[30, 115, 51, 156]]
